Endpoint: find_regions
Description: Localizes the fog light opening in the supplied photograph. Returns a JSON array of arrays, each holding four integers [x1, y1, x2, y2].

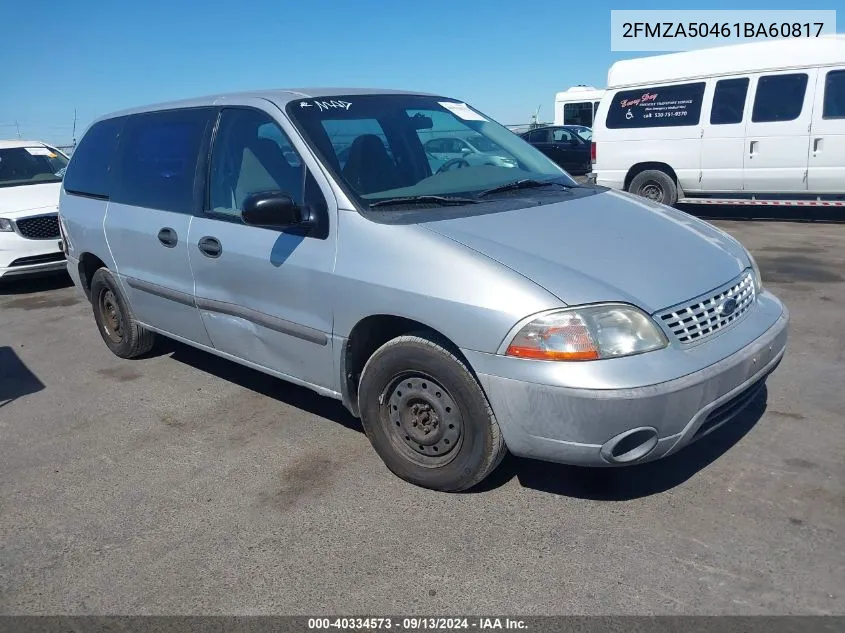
[[600, 427, 659, 464]]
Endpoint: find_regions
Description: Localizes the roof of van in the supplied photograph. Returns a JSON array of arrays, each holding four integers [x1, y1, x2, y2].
[[554, 87, 606, 101], [0, 140, 49, 149], [94, 87, 437, 123], [607, 34, 845, 88]]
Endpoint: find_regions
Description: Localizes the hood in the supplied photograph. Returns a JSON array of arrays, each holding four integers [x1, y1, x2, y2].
[[422, 189, 749, 313], [0, 182, 61, 218]]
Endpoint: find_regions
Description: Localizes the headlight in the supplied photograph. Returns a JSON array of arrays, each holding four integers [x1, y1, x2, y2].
[[0, 218, 13, 232], [506, 304, 668, 361], [748, 252, 763, 293]]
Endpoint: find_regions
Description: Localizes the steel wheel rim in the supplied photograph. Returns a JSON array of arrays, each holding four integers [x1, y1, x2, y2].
[[383, 373, 464, 468], [640, 182, 663, 201], [98, 288, 124, 344]]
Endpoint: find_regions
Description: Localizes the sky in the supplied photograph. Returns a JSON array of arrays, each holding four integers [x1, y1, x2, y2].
[[1, 0, 841, 145]]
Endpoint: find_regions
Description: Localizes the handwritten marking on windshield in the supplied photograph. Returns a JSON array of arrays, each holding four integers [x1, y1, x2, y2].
[[302, 100, 352, 112]]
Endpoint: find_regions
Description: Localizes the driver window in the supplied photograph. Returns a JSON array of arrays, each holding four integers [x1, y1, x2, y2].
[[209, 109, 305, 217]]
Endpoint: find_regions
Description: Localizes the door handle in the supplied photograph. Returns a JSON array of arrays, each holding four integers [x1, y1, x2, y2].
[[813, 137, 823, 153], [157, 227, 178, 248], [197, 236, 222, 258], [749, 140, 758, 157]]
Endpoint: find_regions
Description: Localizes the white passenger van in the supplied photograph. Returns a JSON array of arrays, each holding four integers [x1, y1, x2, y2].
[[554, 86, 606, 127], [590, 35, 845, 207]]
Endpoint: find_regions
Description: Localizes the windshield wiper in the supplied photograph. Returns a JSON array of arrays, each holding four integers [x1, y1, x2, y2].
[[477, 179, 575, 198], [369, 195, 479, 208]]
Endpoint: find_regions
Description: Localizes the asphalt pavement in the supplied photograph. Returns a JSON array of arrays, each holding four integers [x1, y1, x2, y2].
[[1, 218, 843, 615]]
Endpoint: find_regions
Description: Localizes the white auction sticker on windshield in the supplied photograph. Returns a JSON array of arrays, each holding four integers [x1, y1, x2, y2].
[[438, 102, 487, 121], [25, 147, 54, 157]]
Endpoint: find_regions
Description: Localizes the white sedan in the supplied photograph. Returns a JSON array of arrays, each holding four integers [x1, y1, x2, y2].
[[0, 140, 69, 280], [424, 135, 518, 172]]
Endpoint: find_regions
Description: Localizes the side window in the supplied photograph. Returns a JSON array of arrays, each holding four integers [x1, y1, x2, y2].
[[528, 129, 549, 143], [710, 78, 749, 125], [606, 82, 706, 129], [63, 117, 123, 198], [823, 70, 845, 119], [208, 109, 305, 217], [751, 74, 808, 123], [424, 139, 442, 153], [257, 122, 303, 167], [113, 109, 211, 213], [553, 128, 574, 142]]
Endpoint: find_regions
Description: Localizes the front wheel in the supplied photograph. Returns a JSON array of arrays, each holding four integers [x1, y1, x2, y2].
[[358, 334, 506, 492], [628, 169, 678, 206]]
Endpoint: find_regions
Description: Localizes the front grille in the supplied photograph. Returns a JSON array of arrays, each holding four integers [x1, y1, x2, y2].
[[656, 271, 755, 344], [15, 214, 60, 240], [693, 375, 766, 441], [9, 252, 66, 267]]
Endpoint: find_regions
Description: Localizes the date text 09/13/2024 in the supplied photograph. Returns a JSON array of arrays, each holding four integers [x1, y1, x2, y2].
[[307, 618, 528, 630]]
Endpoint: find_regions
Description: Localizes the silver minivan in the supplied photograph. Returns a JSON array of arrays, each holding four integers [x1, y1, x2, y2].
[[58, 89, 788, 491]]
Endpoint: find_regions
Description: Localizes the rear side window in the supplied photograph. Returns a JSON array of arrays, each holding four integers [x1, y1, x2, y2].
[[823, 70, 845, 119], [527, 129, 550, 143], [710, 78, 749, 125], [751, 74, 808, 123], [63, 117, 123, 198], [563, 102, 593, 127], [113, 108, 212, 213], [606, 82, 705, 129]]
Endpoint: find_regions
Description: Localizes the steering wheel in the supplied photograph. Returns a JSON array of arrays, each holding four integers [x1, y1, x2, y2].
[[436, 157, 471, 174]]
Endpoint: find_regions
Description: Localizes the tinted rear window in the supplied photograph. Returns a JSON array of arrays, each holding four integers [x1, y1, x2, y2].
[[63, 117, 123, 198], [606, 82, 705, 129], [112, 108, 212, 213], [751, 74, 808, 123]]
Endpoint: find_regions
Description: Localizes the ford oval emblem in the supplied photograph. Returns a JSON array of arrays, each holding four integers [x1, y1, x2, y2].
[[720, 298, 738, 316]]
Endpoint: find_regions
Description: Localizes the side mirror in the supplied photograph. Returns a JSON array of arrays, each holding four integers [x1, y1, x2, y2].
[[460, 146, 472, 154], [241, 191, 306, 229]]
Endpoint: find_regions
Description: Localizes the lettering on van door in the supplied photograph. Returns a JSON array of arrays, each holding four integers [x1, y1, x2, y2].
[[607, 82, 706, 129]]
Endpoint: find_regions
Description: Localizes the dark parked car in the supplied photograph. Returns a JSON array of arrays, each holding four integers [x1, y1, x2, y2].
[[519, 126, 591, 175]]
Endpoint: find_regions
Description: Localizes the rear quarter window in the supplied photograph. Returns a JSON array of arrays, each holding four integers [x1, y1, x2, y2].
[[112, 108, 212, 213], [63, 117, 124, 198], [606, 82, 706, 129]]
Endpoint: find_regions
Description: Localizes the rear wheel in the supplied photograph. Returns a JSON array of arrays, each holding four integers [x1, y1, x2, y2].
[[90, 268, 155, 359], [358, 334, 506, 492], [628, 169, 678, 206]]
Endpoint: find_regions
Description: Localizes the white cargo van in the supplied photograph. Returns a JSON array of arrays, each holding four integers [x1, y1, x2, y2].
[[589, 36, 845, 207]]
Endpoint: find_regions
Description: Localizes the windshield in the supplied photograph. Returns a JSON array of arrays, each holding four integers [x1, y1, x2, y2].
[[0, 146, 69, 188], [286, 95, 574, 206]]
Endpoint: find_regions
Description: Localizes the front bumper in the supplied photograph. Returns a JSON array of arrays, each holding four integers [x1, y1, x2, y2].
[[465, 292, 788, 466], [0, 231, 65, 279]]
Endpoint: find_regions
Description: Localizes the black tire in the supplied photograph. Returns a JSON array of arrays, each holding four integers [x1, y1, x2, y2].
[[90, 268, 155, 359], [628, 169, 678, 206], [358, 334, 506, 492]]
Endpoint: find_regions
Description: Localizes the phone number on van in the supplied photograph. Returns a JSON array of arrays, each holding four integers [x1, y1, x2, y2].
[[622, 22, 825, 39]]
